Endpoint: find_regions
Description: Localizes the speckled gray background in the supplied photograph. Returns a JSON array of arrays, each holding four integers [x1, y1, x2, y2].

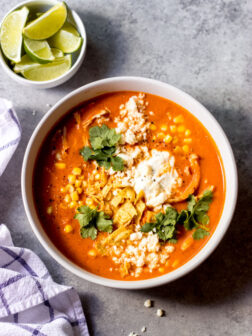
[[0, 0, 252, 335]]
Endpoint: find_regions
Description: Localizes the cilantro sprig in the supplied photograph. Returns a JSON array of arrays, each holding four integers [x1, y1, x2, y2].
[[141, 207, 178, 243], [74, 205, 113, 240], [141, 189, 213, 242], [80, 125, 124, 171]]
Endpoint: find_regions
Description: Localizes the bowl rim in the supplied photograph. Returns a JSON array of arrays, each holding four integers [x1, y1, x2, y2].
[[21, 76, 238, 289], [0, 0, 87, 87]]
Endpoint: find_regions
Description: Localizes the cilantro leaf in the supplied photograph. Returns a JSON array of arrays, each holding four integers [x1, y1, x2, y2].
[[89, 125, 121, 149], [141, 222, 156, 233], [111, 156, 124, 171], [141, 207, 178, 242], [79, 147, 93, 161], [193, 228, 210, 240], [80, 125, 124, 171], [80, 226, 97, 240], [140, 189, 213, 242], [74, 205, 97, 227], [75, 206, 113, 240], [96, 212, 113, 233]]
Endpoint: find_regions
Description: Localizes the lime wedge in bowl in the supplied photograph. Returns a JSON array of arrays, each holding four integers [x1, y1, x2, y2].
[[13, 55, 38, 73], [0, 6, 29, 63], [22, 54, 71, 81], [51, 48, 64, 58], [23, 2, 67, 40], [49, 22, 82, 53], [24, 38, 55, 64]]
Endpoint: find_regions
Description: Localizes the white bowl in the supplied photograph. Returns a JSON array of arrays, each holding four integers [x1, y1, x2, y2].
[[21, 77, 238, 289], [0, 0, 87, 89]]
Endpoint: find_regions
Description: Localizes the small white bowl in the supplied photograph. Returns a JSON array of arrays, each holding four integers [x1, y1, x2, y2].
[[0, 0, 87, 89], [21, 77, 238, 289]]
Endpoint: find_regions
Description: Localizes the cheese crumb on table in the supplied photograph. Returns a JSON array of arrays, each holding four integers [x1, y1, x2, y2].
[[141, 326, 147, 332], [156, 308, 164, 317], [144, 299, 152, 308]]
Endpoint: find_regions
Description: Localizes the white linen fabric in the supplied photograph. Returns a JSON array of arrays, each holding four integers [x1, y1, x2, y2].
[[0, 224, 89, 336], [0, 98, 21, 176]]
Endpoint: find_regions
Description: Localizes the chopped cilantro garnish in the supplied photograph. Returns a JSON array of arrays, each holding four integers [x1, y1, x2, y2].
[[141, 189, 213, 242], [74, 205, 113, 240], [80, 125, 124, 171], [141, 207, 178, 243]]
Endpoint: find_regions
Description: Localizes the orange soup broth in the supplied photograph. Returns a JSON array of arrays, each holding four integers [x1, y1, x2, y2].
[[34, 92, 225, 281]]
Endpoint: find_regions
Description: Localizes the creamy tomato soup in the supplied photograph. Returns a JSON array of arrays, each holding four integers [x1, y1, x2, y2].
[[34, 92, 225, 280]]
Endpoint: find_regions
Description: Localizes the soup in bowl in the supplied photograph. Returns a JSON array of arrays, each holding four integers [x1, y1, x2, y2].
[[22, 77, 237, 289]]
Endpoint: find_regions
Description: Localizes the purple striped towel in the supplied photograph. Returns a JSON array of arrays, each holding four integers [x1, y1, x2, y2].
[[0, 224, 89, 335], [0, 98, 21, 176]]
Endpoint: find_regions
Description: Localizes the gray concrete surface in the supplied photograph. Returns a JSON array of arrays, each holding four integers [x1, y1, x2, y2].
[[0, 0, 252, 335]]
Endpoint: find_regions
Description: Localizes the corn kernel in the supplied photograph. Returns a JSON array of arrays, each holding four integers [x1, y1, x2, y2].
[[69, 201, 77, 208], [184, 138, 192, 144], [170, 125, 176, 133], [150, 124, 157, 131], [55, 152, 61, 160], [71, 191, 79, 201], [164, 134, 172, 143], [172, 136, 178, 144], [79, 175, 84, 180], [172, 260, 180, 268], [177, 125, 185, 133], [68, 174, 76, 184], [86, 198, 94, 207], [95, 174, 100, 180], [182, 145, 190, 153], [82, 181, 87, 187], [157, 132, 165, 140], [78, 201, 83, 206], [72, 167, 82, 175], [66, 184, 74, 193], [174, 146, 181, 153], [160, 125, 168, 131], [173, 115, 184, 123], [88, 249, 97, 257], [185, 129, 191, 136], [47, 206, 53, 214], [158, 267, 165, 273], [75, 180, 82, 187], [60, 187, 66, 193], [77, 187, 82, 194], [64, 194, 71, 203], [64, 225, 73, 233], [152, 135, 157, 141], [181, 236, 194, 251], [55, 162, 66, 169]]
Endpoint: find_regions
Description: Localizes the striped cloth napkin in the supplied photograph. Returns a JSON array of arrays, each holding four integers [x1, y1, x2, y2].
[[0, 98, 21, 176], [0, 98, 89, 335], [0, 224, 89, 336]]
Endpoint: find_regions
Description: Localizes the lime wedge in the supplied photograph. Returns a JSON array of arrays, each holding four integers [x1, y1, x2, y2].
[[13, 54, 39, 73], [14, 49, 64, 73], [24, 38, 55, 64], [51, 48, 64, 58], [0, 6, 29, 63], [22, 54, 71, 81], [49, 22, 82, 53], [23, 2, 67, 40]]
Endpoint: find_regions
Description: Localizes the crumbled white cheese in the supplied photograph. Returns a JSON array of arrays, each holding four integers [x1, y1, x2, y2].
[[144, 299, 152, 308], [132, 149, 180, 208], [141, 326, 147, 333], [115, 95, 150, 145], [156, 309, 164, 317]]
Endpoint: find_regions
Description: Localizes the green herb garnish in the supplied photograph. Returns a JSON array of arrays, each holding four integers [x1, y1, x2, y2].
[[80, 125, 124, 171], [141, 189, 213, 241], [74, 205, 113, 240]]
